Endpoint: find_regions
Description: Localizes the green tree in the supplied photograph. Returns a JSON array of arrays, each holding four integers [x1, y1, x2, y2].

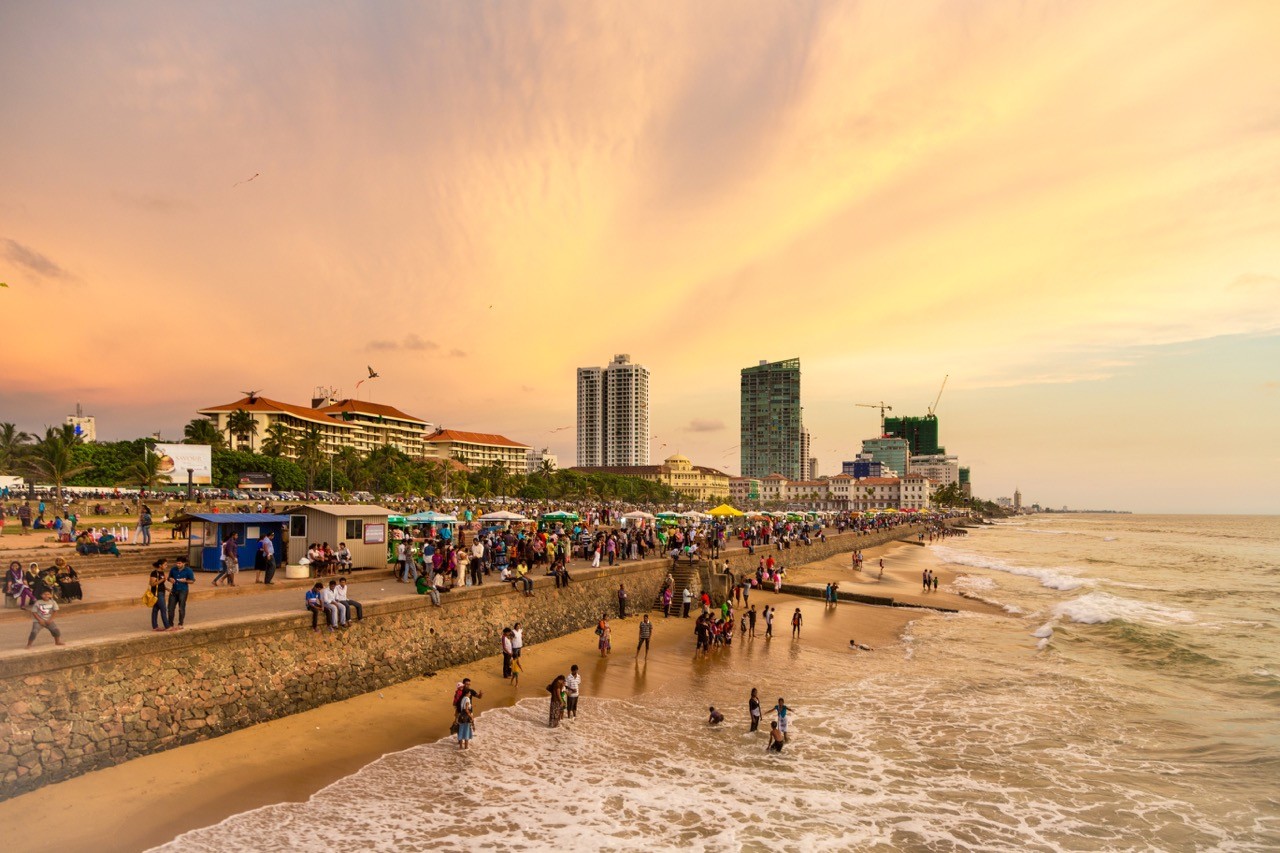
[[294, 427, 325, 492], [25, 425, 89, 500], [119, 449, 167, 492], [183, 418, 225, 449], [226, 410, 258, 452], [260, 422, 294, 458], [0, 422, 33, 472]]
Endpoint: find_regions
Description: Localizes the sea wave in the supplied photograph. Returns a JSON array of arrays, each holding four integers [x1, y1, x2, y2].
[[1052, 592, 1197, 627], [934, 546, 1093, 592], [949, 575, 1024, 614]]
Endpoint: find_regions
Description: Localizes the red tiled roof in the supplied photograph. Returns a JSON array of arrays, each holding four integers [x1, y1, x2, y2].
[[317, 399, 430, 425], [762, 473, 788, 481], [198, 396, 351, 428], [857, 477, 901, 485], [424, 429, 529, 449]]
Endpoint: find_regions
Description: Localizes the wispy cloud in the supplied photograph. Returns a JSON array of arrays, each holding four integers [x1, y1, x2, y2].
[[686, 418, 725, 432], [3, 238, 75, 282], [367, 334, 440, 352]]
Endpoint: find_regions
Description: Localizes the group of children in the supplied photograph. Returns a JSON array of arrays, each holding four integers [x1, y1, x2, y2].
[[708, 688, 791, 752]]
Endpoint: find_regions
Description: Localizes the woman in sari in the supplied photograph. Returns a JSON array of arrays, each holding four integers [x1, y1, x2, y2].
[[547, 674, 567, 728], [5, 560, 35, 609], [97, 530, 121, 557], [55, 557, 83, 601]]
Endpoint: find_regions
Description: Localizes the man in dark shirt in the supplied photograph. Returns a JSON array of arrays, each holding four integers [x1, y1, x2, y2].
[[166, 556, 196, 629], [636, 614, 652, 659]]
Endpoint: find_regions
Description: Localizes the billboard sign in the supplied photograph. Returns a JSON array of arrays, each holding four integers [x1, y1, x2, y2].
[[239, 472, 273, 490], [155, 443, 213, 485]]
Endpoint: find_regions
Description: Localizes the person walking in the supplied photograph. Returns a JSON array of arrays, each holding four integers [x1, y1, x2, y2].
[[564, 664, 581, 718], [149, 558, 171, 631], [138, 505, 153, 546], [748, 604, 757, 639], [617, 583, 628, 619], [791, 607, 803, 638], [681, 586, 692, 618], [18, 502, 32, 535], [213, 533, 238, 586], [749, 687, 762, 732], [764, 606, 774, 639], [166, 556, 195, 630], [767, 697, 792, 742], [636, 613, 652, 659]]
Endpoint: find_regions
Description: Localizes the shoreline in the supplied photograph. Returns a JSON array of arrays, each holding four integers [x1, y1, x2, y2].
[[0, 539, 995, 852]]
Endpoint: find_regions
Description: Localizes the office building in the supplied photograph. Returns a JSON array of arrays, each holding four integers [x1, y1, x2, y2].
[[861, 437, 910, 478], [883, 415, 943, 456], [526, 447, 559, 474], [909, 453, 959, 488], [65, 403, 96, 442], [577, 354, 650, 467], [740, 358, 802, 479], [570, 454, 729, 501]]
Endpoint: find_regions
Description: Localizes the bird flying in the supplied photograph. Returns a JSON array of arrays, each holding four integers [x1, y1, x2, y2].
[[233, 173, 260, 187], [367, 366, 379, 379]]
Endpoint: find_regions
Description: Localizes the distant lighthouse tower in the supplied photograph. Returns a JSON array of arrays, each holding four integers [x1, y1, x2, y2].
[[1013, 487, 1022, 513]]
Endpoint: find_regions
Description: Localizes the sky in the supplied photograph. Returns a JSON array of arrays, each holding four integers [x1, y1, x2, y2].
[[1, 0, 1278, 514]]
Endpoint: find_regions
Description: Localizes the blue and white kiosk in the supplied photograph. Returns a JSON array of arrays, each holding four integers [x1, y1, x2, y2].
[[175, 512, 289, 572]]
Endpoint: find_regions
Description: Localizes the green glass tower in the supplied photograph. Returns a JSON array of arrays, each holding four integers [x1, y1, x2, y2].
[[740, 358, 802, 479], [883, 415, 943, 456]]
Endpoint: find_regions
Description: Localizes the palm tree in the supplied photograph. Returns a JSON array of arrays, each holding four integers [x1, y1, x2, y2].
[[0, 422, 33, 472], [226, 409, 259, 452], [294, 426, 324, 492], [25, 426, 89, 501], [183, 418, 225, 449], [119, 450, 166, 493], [260, 422, 294, 458]]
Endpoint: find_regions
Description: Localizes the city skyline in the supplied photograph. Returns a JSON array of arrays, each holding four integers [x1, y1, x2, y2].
[[2, 2, 1278, 514]]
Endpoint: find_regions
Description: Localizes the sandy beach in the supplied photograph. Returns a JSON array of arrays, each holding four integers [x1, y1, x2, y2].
[[0, 539, 995, 852]]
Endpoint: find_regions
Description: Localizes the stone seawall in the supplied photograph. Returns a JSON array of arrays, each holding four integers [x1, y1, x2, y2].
[[0, 524, 924, 798], [0, 559, 670, 798]]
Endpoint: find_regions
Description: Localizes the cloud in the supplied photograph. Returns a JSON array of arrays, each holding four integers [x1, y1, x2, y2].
[[448, 348, 467, 358], [111, 191, 194, 213], [404, 334, 438, 351], [3, 238, 74, 282], [368, 334, 439, 352], [1263, 381, 1279, 393], [1230, 273, 1280, 290], [686, 418, 725, 432]]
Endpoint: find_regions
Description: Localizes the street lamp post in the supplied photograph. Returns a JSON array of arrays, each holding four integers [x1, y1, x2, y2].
[[186, 468, 194, 500]]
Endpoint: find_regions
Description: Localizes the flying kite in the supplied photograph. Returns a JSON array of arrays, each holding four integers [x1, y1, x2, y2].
[[233, 173, 260, 187]]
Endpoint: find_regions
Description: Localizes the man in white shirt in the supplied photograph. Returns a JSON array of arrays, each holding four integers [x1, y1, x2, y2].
[[564, 664, 581, 719], [511, 622, 524, 661], [470, 540, 485, 586], [336, 543, 353, 570], [335, 577, 362, 621], [501, 628, 514, 678], [321, 580, 347, 627]]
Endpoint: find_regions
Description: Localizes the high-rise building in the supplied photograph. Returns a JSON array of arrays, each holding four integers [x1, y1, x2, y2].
[[740, 358, 802, 479], [65, 403, 96, 442], [800, 426, 814, 479], [861, 437, 910, 478], [576, 354, 650, 467], [909, 453, 959, 487], [883, 415, 943, 456]]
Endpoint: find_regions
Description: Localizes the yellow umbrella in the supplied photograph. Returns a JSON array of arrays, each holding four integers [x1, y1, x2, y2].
[[707, 503, 745, 517]]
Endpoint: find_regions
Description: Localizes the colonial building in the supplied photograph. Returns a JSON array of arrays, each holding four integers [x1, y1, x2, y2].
[[569, 454, 730, 502], [729, 477, 762, 504], [422, 429, 532, 477]]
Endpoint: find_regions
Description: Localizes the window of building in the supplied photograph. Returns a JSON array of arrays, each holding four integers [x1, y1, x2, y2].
[[345, 519, 364, 540]]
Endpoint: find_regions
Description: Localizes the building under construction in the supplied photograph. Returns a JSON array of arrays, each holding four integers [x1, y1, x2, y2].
[[883, 415, 944, 456]]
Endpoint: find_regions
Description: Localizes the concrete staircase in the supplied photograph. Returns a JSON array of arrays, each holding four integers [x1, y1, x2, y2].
[[653, 558, 702, 612], [0, 544, 185, 579]]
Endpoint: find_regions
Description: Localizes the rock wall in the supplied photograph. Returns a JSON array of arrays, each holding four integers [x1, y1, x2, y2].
[[0, 524, 926, 798], [0, 559, 667, 798]]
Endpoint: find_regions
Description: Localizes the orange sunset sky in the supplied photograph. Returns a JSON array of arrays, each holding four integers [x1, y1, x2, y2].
[[1, 1, 1278, 513]]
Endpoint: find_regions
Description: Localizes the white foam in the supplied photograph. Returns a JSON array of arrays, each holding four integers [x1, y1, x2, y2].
[[934, 546, 1093, 592], [1052, 592, 1196, 627], [949, 575, 1024, 614]]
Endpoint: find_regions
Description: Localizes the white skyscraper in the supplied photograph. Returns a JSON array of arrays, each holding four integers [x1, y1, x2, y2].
[[576, 354, 650, 467]]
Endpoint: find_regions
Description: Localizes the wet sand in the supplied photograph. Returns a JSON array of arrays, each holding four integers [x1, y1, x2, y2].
[[0, 540, 981, 853]]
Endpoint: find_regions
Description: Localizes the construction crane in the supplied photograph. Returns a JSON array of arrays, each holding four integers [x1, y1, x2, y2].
[[927, 375, 949, 417], [856, 401, 893, 435]]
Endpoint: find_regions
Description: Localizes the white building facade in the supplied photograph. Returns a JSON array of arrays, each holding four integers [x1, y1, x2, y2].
[[577, 354, 650, 468]]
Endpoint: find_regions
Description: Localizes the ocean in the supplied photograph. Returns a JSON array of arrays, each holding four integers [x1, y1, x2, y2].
[[155, 514, 1279, 852]]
